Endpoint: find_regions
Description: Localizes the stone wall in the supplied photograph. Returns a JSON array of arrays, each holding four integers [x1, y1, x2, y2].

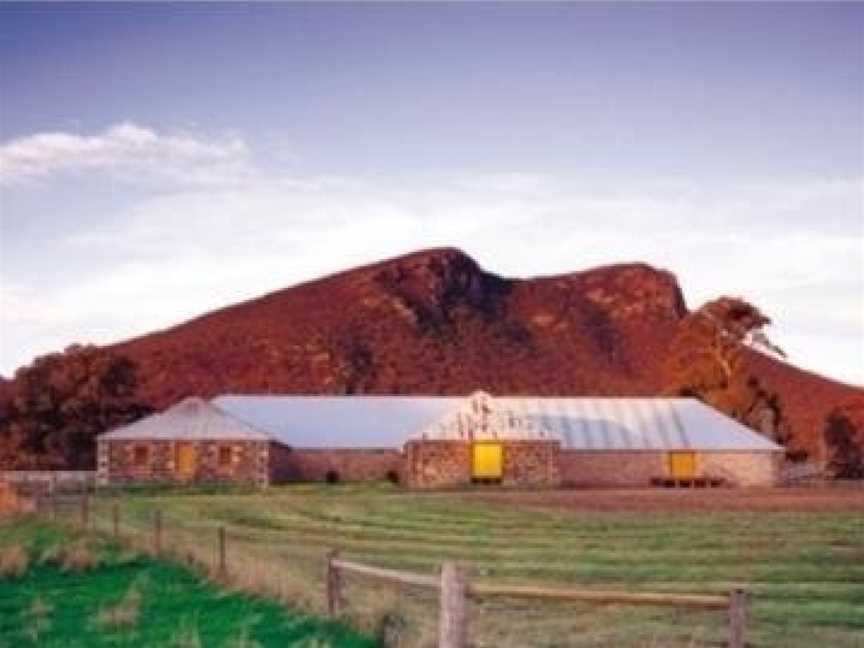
[[559, 451, 664, 487], [501, 441, 561, 487], [271, 448, 404, 483], [559, 450, 782, 487], [404, 440, 562, 488], [698, 451, 782, 487], [99, 439, 270, 486], [404, 440, 471, 488]]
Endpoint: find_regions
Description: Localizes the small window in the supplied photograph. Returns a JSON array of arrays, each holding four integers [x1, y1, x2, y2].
[[133, 445, 149, 466], [218, 445, 233, 467]]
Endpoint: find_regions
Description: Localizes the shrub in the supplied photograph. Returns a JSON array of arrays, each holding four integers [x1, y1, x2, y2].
[[385, 470, 400, 485], [0, 544, 29, 578], [324, 470, 340, 484]]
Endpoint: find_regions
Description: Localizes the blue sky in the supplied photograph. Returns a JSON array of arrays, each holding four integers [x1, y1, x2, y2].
[[1, 2, 862, 384]]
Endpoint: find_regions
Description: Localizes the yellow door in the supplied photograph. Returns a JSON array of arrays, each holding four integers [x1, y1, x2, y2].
[[176, 443, 196, 478], [472, 443, 503, 479], [668, 452, 696, 479]]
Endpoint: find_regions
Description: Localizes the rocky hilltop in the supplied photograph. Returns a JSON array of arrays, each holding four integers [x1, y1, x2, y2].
[[107, 247, 861, 463]]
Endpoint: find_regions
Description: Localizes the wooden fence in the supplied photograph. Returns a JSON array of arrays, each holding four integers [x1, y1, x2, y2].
[[324, 552, 747, 648], [29, 494, 749, 648]]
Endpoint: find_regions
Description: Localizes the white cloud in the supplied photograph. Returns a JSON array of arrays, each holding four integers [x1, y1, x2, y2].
[[0, 122, 251, 186]]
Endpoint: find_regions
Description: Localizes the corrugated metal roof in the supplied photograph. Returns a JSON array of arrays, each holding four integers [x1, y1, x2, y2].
[[101, 397, 273, 441], [212, 392, 780, 452], [212, 395, 461, 449], [418, 395, 781, 451]]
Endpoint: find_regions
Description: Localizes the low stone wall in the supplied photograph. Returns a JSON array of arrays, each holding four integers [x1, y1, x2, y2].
[[272, 448, 404, 483], [559, 450, 782, 487], [99, 440, 269, 486]]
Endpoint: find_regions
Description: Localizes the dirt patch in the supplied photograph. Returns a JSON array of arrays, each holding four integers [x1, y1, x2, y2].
[[463, 486, 864, 514], [0, 483, 20, 516]]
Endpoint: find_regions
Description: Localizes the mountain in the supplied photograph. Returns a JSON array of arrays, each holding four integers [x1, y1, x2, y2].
[[108, 247, 862, 464]]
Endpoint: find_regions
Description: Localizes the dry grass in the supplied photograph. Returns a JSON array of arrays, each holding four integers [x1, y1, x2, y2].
[[0, 544, 29, 578], [58, 540, 99, 573], [94, 578, 143, 630]]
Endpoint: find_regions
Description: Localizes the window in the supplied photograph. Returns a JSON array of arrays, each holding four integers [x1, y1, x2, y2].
[[133, 445, 149, 466], [218, 445, 233, 467]]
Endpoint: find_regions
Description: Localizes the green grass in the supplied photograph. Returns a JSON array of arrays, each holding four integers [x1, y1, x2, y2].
[[29, 484, 864, 646], [0, 519, 376, 648]]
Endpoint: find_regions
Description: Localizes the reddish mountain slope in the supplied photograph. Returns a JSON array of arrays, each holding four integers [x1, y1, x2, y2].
[[110, 247, 861, 461]]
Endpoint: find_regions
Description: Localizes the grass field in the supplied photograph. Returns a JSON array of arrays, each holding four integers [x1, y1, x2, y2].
[[45, 483, 862, 648], [0, 518, 375, 648]]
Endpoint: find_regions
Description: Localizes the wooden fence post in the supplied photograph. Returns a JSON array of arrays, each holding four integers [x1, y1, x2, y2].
[[325, 550, 342, 616], [80, 493, 89, 529], [728, 588, 747, 648], [112, 503, 120, 540], [49, 491, 57, 522], [153, 510, 162, 555], [218, 526, 227, 577], [439, 562, 467, 648]]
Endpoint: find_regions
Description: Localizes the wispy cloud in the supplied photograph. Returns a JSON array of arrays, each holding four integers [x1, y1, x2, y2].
[[0, 122, 251, 186]]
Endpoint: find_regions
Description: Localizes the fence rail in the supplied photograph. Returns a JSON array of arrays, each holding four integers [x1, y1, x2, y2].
[[329, 548, 747, 648]]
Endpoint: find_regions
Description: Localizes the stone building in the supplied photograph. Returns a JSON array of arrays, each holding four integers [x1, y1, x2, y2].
[[98, 391, 783, 488]]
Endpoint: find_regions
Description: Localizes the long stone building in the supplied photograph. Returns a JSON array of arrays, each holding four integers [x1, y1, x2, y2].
[[97, 391, 783, 488]]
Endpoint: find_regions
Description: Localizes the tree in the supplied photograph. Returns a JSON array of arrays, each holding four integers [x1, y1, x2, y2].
[[823, 405, 864, 479], [662, 297, 790, 446], [0, 344, 151, 469]]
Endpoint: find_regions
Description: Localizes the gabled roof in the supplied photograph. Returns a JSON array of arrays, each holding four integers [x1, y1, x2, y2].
[[100, 397, 273, 442], [419, 394, 782, 452], [212, 392, 782, 452]]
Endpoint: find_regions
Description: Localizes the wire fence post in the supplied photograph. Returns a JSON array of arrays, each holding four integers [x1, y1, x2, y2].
[[153, 510, 162, 555], [112, 502, 120, 540], [728, 588, 747, 648], [218, 526, 227, 578], [80, 493, 89, 529], [325, 549, 342, 616], [439, 562, 467, 648]]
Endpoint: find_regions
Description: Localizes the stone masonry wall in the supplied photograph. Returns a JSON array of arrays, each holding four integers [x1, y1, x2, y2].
[[698, 452, 782, 487], [101, 439, 269, 486], [502, 441, 561, 487], [559, 451, 664, 487], [271, 448, 404, 483], [404, 440, 562, 488], [559, 450, 782, 487], [404, 440, 472, 488]]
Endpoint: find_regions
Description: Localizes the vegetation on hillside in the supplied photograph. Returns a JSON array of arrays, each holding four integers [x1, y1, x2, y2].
[[662, 298, 792, 447], [0, 345, 150, 469]]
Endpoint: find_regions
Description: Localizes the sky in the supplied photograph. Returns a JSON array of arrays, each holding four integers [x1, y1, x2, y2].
[[0, 2, 862, 385]]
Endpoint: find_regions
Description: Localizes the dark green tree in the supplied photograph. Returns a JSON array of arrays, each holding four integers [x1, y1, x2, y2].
[[0, 344, 151, 469], [823, 406, 864, 479]]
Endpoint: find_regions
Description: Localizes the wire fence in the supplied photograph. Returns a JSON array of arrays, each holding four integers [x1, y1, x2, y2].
[[22, 490, 750, 648]]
